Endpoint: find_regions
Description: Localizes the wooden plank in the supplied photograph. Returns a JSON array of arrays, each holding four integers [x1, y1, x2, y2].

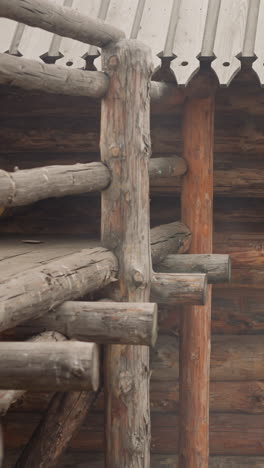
[[170, 0, 209, 85], [0, 0, 125, 48], [100, 39, 153, 467], [212, 0, 249, 86], [252, 0, 264, 84], [179, 78, 215, 466], [0, 18, 18, 53]]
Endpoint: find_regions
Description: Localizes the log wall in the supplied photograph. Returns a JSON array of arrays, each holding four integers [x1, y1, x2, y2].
[[0, 65, 264, 467]]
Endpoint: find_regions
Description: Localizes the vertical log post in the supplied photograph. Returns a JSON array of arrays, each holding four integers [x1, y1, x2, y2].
[[101, 39, 153, 467], [179, 79, 215, 467]]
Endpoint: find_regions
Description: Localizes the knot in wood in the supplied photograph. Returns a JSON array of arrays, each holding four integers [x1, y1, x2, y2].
[[132, 270, 145, 287], [108, 55, 119, 71], [119, 371, 133, 395]]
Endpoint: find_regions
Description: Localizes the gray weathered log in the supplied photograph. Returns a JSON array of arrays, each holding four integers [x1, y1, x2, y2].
[[151, 222, 191, 265], [27, 301, 158, 346], [0, 341, 100, 391], [0, 53, 109, 98], [0, 247, 118, 333], [149, 156, 187, 179], [158, 254, 231, 284], [14, 389, 101, 468], [0, 0, 125, 48], [0, 162, 111, 208], [0, 331, 66, 416], [101, 39, 153, 467], [151, 273, 207, 305]]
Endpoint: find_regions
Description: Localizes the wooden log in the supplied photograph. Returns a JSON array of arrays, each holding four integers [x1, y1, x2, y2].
[[180, 85, 215, 467], [0, 0, 125, 48], [151, 335, 264, 382], [151, 222, 191, 265], [158, 254, 231, 284], [24, 301, 158, 346], [0, 247, 118, 332], [0, 162, 110, 208], [14, 390, 101, 468], [151, 273, 207, 305], [0, 341, 100, 391], [100, 39, 153, 467], [149, 156, 187, 179], [0, 54, 109, 98], [0, 331, 66, 416]]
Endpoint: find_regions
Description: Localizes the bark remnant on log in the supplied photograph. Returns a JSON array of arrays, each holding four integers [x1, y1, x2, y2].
[[101, 39, 153, 468], [179, 83, 215, 467]]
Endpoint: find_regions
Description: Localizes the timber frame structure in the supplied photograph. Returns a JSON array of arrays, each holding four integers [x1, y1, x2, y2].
[[4, 0, 264, 467]]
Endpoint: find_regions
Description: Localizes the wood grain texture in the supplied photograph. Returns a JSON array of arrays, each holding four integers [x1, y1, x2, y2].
[[20, 301, 158, 346], [0, 53, 109, 98], [0, 341, 100, 391], [0, 246, 118, 332], [180, 85, 215, 467], [0, 0, 125, 47], [151, 273, 207, 305], [100, 39, 153, 468], [0, 331, 66, 416]]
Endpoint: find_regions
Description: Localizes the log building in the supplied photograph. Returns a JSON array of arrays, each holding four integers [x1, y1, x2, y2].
[[0, 1, 263, 467]]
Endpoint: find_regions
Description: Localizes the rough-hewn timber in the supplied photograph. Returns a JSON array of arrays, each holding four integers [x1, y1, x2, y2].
[[100, 39, 153, 468], [23, 301, 158, 346], [14, 390, 101, 468], [149, 156, 187, 179], [151, 273, 207, 305], [158, 254, 231, 284], [0, 162, 110, 208], [0, 0, 125, 48], [0, 341, 100, 391], [0, 331, 66, 415], [0, 247, 118, 332], [179, 83, 215, 467]]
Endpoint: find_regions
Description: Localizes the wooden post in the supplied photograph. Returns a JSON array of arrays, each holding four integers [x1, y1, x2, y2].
[[179, 78, 215, 467], [100, 39, 153, 467]]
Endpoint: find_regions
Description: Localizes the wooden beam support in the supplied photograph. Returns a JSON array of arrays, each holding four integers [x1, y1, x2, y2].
[[151, 273, 207, 305], [100, 39, 153, 467], [25, 301, 158, 346], [158, 254, 231, 284], [0, 0, 125, 48], [149, 156, 187, 179], [0, 162, 111, 208], [0, 331, 66, 416], [14, 390, 100, 468], [0, 247, 118, 333], [0, 53, 109, 98], [151, 222, 191, 266], [179, 81, 215, 467], [0, 341, 100, 391]]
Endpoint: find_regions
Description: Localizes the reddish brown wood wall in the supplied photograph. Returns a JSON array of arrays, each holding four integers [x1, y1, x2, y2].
[[0, 66, 264, 467]]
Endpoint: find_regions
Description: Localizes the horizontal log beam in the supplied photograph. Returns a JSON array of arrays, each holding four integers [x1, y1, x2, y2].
[[0, 157, 185, 209], [151, 273, 207, 305], [0, 341, 100, 391], [0, 162, 111, 208], [158, 254, 231, 284], [0, 53, 109, 98], [0, 0, 125, 48], [27, 301, 158, 346], [0, 247, 118, 333], [151, 222, 192, 265], [0, 331, 66, 415]]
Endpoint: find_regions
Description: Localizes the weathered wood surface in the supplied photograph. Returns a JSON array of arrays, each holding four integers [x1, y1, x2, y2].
[[149, 156, 187, 178], [0, 341, 100, 391], [0, 331, 66, 416], [21, 301, 158, 346], [14, 390, 101, 468], [100, 39, 153, 468], [158, 254, 231, 284], [0, 53, 109, 98], [151, 222, 191, 264], [179, 83, 215, 466], [0, 246, 118, 332], [0, 162, 110, 208], [4, 452, 264, 468], [151, 273, 207, 305], [0, 0, 125, 48], [6, 379, 264, 415], [151, 335, 264, 382], [3, 412, 264, 455]]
